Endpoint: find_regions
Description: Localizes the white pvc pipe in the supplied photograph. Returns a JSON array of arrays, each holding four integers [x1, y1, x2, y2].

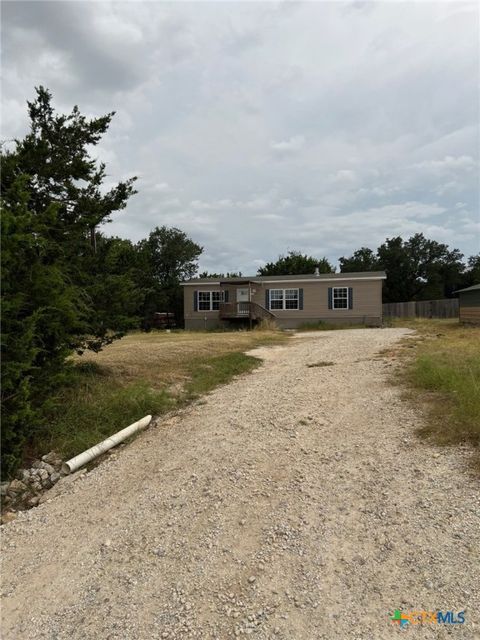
[[62, 415, 152, 475]]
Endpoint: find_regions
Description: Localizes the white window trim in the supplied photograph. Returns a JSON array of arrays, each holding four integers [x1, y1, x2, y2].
[[332, 286, 349, 310], [269, 288, 300, 311], [197, 290, 224, 312]]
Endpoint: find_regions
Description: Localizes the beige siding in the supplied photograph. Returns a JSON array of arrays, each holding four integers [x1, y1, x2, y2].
[[183, 278, 383, 328], [251, 280, 382, 319], [184, 284, 223, 320]]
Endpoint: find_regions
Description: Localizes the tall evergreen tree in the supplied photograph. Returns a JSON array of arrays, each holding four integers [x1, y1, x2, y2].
[[1, 87, 137, 476]]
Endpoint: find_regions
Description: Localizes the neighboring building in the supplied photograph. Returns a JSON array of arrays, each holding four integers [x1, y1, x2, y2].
[[456, 284, 480, 325], [181, 271, 386, 330]]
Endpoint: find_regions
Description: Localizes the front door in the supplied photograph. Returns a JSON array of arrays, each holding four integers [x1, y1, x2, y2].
[[236, 288, 249, 303]]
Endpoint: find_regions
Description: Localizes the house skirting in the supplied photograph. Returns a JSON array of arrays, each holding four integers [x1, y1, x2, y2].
[[273, 316, 382, 329], [185, 317, 227, 330], [185, 316, 382, 330]]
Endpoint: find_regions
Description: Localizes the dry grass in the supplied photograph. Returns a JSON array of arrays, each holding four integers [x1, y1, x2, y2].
[[254, 317, 280, 332], [33, 329, 288, 462], [78, 329, 287, 391], [389, 319, 480, 465]]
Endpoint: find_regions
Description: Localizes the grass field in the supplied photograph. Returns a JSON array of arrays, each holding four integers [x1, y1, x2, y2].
[[391, 319, 480, 460], [33, 329, 288, 463]]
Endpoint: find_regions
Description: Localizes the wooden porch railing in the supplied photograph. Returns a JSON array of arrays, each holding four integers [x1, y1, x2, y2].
[[219, 301, 276, 321]]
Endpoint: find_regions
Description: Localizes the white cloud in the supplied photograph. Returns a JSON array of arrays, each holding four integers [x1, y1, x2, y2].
[[328, 169, 358, 185], [151, 182, 171, 193], [271, 135, 305, 154], [412, 155, 476, 173]]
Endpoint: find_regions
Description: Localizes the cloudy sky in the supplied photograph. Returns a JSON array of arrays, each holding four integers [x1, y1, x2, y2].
[[2, 1, 479, 273]]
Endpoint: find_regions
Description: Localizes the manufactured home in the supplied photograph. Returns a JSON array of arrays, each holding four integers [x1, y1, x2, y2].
[[181, 271, 386, 330]]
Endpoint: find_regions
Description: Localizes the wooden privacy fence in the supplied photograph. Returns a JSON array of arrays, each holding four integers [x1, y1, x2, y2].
[[383, 298, 459, 319]]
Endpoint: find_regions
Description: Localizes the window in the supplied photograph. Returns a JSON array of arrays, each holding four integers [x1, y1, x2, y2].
[[333, 287, 349, 309], [198, 291, 223, 311], [211, 291, 222, 310], [270, 289, 284, 310], [285, 289, 299, 309], [269, 288, 299, 310]]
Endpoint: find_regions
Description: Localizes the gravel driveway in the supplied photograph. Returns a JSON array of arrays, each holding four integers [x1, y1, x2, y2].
[[2, 328, 479, 640]]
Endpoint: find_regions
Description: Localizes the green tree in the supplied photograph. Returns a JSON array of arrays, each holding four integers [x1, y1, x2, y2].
[[257, 251, 333, 276], [339, 247, 380, 273], [82, 234, 144, 344], [136, 226, 202, 328], [1, 87, 136, 476], [198, 271, 243, 278], [462, 254, 480, 287], [378, 234, 465, 302]]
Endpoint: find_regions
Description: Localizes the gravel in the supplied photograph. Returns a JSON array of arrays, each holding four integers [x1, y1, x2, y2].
[[2, 328, 479, 639]]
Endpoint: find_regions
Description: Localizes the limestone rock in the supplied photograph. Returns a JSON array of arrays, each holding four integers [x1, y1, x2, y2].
[[7, 479, 28, 496]]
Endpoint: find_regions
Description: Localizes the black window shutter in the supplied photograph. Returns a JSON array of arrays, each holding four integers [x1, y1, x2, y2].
[[299, 288, 304, 310], [348, 287, 353, 309], [328, 287, 333, 309], [265, 289, 270, 309], [194, 290, 198, 312], [224, 290, 229, 303]]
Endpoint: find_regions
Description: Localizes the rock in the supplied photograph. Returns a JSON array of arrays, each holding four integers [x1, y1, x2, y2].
[[16, 469, 30, 482], [1, 511, 17, 525], [248, 576, 256, 584], [42, 451, 61, 465], [27, 496, 40, 507], [7, 479, 28, 495], [50, 472, 61, 485], [0, 482, 9, 496], [40, 462, 55, 475], [37, 469, 49, 481], [38, 468, 86, 504]]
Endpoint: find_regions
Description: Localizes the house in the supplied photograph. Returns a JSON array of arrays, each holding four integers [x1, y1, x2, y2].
[[181, 270, 386, 330], [455, 283, 480, 325]]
